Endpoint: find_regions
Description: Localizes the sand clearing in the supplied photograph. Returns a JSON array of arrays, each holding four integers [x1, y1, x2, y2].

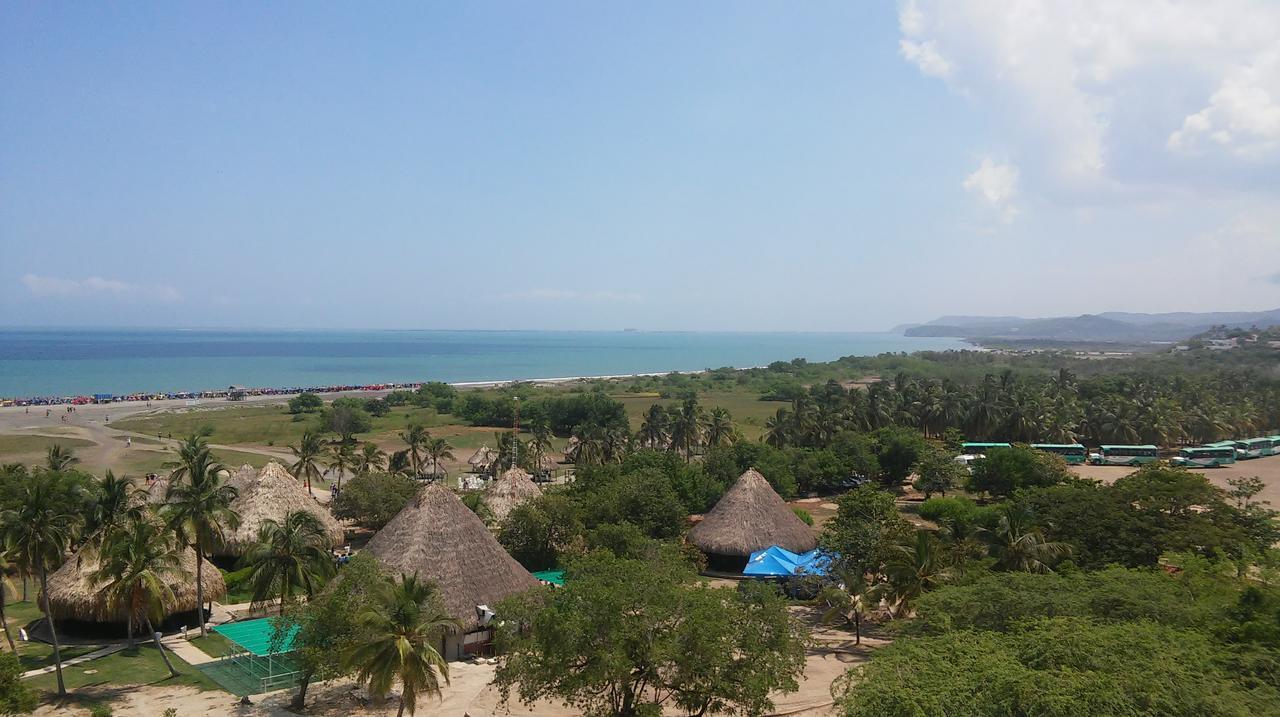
[[1071, 457, 1280, 507]]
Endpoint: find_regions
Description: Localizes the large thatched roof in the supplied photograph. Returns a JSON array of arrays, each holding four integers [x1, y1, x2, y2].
[[218, 462, 345, 556], [484, 467, 541, 523], [148, 464, 255, 506], [364, 483, 539, 631], [687, 468, 816, 558], [44, 544, 226, 623], [467, 446, 496, 470]]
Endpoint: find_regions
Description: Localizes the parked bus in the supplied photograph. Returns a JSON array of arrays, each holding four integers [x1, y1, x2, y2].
[[1233, 437, 1274, 459], [960, 442, 1011, 457], [1030, 443, 1087, 464], [1088, 445, 1159, 466], [1171, 446, 1237, 468]]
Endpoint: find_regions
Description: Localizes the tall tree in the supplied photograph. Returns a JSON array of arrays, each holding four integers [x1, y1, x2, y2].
[[346, 574, 459, 717], [423, 437, 455, 480], [2, 472, 83, 695], [979, 510, 1073, 573], [398, 424, 429, 478], [164, 435, 239, 637], [289, 430, 327, 495], [326, 441, 356, 492], [704, 407, 737, 449], [882, 530, 951, 618], [0, 548, 18, 653], [356, 442, 388, 476], [241, 511, 336, 615]]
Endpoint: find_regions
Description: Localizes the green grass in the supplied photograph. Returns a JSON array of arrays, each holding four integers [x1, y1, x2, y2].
[[615, 390, 785, 442], [0, 434, 94, 456], [187, 633, 237, 659], [25, 645, 221, 693], [15, 642, 100, 672]]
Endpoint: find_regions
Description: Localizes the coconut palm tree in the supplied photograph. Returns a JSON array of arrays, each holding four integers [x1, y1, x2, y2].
[[399, 424, 429, 478], [817, 567, 879, 645], [327, 441, 356, 492], [346, 573, 460, 717], [241, 511, 336, 616], [979, 510, 1072, 573], [85, 470, 145, 550], [45, 444, 79, 471], [0, 547, 18, 653], [637, 405, 670, 449], [289, 430, 327, 496], [356, 442, 388, 475], [164, 436, 239, 638], [881, 530, 951, 618], [423, 437, 455, 480], [91, 512, 186, 672], [2, 472, 82, 695], [668, 397, 705, 459], [388, 450, 414, 477], [704, 407, 737, 449], [764, 408, 792, 448]]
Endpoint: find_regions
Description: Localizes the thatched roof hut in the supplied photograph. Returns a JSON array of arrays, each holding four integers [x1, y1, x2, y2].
[[44, 544, 226, 624], [217, 462, 345, 556], [148, 464, 255, 506], [422, 458, 449, 479], [533, 453, 557, 475], [687, 468, 816, 571], [364, 483, 539, 632], [467, 446, 496, 472], [484, 467, 542, 523]]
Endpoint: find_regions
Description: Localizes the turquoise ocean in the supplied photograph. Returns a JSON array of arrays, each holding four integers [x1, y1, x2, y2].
[[0, 329, 968, 397]]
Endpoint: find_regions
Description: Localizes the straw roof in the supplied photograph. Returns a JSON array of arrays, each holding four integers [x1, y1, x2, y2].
[[687, 468, 816, 558], [44, 543, 226, 623], [534, 453, 557, 473], [364, 483, 539, 631], [484, 467, 542, 523], [148, 464, 255, 506], [467, 446, 496, 469], [422, 458, 449, 477], [217, 462, 345, 556]]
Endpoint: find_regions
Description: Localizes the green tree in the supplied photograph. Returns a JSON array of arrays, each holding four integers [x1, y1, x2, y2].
[[911, 446, 965, 499], [288, 392, 323, 414], [423, 437, 455, 479], [331, 472, 420, 530], [164, 435, 239, 637], [241, 511, 337, 615], [398, 424, 429, 478], [356, 442, 388, 475], [322, 401, 373, 445], [44, 444, 79, 472], [978, 509, 1072, 573], [497, 494, 585, 571], [881, 530, 951, 617], [820, 484, 910, 577], [495, 549, 807, 717], [0, 548, 18, 654], [2, 471, 84, 695], [966, 445, 1067, 498], [0, 652, 36, 716], [818, 566, 878, 645], [289, 430, 327, 496], [872, 427, 927, 486], [91, 513, 185, 676], [326, 441, 356, 492], [346, 574, 459, 717]]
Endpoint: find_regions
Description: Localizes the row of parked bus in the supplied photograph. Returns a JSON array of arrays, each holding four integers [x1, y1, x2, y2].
[[961, 437, 1280, 469]]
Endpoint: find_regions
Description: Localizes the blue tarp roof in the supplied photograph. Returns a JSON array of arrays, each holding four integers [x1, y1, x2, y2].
[[743, 546, 830, 578]]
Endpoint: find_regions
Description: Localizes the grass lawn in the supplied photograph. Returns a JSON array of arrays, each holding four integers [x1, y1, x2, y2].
[[187, 633, 237, 659], [25, 645, 220, 693], [614, 390, 785, 442], [0, 435, 96, 468], [4, 589, 103, 671]]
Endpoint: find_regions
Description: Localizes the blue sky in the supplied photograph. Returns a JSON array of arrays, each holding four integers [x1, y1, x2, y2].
[[3, 1, 1279, 331]]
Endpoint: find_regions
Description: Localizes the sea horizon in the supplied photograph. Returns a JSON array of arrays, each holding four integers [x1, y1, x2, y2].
[[0, 328, 968, 398]]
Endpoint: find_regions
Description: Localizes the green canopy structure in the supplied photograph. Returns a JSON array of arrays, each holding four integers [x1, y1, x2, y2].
[[203, 618, 302, 695], [213, 618, 299, 656], [532, 570, 565, 586]]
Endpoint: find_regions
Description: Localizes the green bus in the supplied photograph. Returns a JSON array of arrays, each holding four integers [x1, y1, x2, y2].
[[1233, 438, 1274, 459], [960, 442, 1011, 456], [1088, 445, 1159, 466], [1030, 443, 1087, 464], [1171, 446, 1237, 468]]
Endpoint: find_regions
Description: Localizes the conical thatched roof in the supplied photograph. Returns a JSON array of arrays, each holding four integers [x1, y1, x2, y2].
[[149, 464, 255, 506], [145, 477, 172, 505], [484, 467, 542, 523], [364, 483, 539, 631], [534, 453, 557, 473], [218, 462, 345, 556], [422, 458, 449, 477], [467, 446, 496, 470], [44, 544, 226, 623], [688, 468, 816, 558]]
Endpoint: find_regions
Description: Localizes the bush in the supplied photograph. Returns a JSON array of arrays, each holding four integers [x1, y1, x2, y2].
[[918, 497, 997, 531], [0, 652, 36, 715], [88, 704, 113, 717], [288, 392, 323, 414], [792, 507, 814, 526], [331, 472, 419, 529]]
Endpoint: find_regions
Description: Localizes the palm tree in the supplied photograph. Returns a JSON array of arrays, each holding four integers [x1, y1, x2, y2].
[[241, 511, 336, 615], [817, 567, 878, 645], [459, 492, 493, 525], [637, 405, 670, 449], [979, 510, 1072, 573], [571, 424, 605, 467], [399, 424, 429, 478], [2, 472, 82, 695], [45, 444, 79, 471], [764, 408, 792, 448], [356, 442, 388, 475], [423, 437, 455, 480], [164, 436, 239, 638], [881, 531, 951, 618], [91, 513, 186, 674], [668, 397, 705, 459], [86, 470, 145, 549], [327, 441, 356, 492], [388, 450, 414, 477], [346, 574, 460, 717], [0, 547, 18, 653], [704, 407, 736, 449], [289, 430, 327, 496]]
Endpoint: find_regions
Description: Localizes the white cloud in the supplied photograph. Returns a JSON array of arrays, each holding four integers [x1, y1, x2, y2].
[[897, 1, 1280, 193], [20, 273, 181, 302], [497, 289, 642, 303], [963, 159, 1019, 222]]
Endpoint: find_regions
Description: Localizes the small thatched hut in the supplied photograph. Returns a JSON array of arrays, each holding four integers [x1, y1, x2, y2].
[[44, 544, 226, 632], [533, 453, 557, 478], [217, 462, 345, 557], [467, 445, 496, 474], [422, 458, 449, 480], [364, 483, 539, 659], [484, 467, 542, 523], [687, 468, 816, 573]]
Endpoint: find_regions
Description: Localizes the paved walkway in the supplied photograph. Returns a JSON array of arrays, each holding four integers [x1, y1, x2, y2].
[[161, 635, 217, 666], [20, 644, 125, 679]]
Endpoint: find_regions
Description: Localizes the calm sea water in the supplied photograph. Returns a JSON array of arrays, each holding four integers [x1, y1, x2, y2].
[[0, 329, 968, 397]]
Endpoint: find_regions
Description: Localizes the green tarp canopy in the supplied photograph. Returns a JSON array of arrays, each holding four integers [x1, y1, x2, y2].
[[213, 618, 299, 657], [532, 570, 565, 586]]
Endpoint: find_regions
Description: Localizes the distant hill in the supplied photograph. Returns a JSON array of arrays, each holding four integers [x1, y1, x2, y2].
[[902, 309, 1280, 343]]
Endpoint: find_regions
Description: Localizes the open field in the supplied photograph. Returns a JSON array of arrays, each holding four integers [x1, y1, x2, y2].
[[1071, 457, 1280, 508], [25, 645, 218, 694]]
